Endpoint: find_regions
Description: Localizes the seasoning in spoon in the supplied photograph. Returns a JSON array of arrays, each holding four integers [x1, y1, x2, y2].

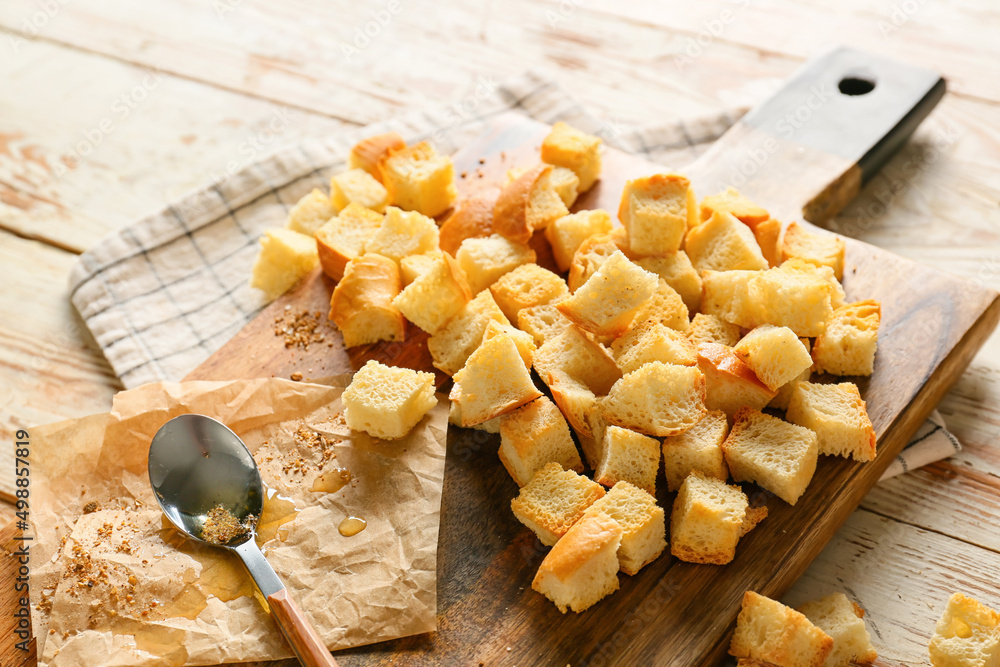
[[201, 505, 255, 545]]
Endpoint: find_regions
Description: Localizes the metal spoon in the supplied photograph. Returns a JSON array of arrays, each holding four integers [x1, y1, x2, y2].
[[148, 414, 338, 667]]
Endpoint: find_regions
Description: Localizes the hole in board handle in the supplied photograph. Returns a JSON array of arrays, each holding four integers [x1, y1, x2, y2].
[[838, 76, 876, 96]]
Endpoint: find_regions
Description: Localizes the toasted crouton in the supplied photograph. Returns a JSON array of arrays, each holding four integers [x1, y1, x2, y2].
[[687, 313, 741, 348], [455, 233, 536, 294], [635, 251, 703, 312], [532, 511, 622, 613], [729, 591, 834, 666], [349, 132, 406, 182], [722, 408, 819, 506], [452, 334, 542, 426], [699, 187, 770, 227], [398, 252, 441, 286], [685, 211, 769, 272], [786, 381, 877, 462], [661, 410, 729, 492], [929, 593, 1000, 666], [546, 210, 614, 272], [379, 141, 456, 217], [601, 362, 707, 437], [583, 481, 666, 575], [286, 188, 337, 236], [769, 338, 812, 411], [619, 173, 697, 256], [330, 168, 389, 213], [448, 393, 500, 434], [427, 290, 509, 376], [494, 164, 569, 244], [511, 462, 605, 546], [315, 203, 384, 281], [594, 426, 661, 495], [779, 258, 847, 309], [482, 320, 536, 369], [754, 218, 782, 268], [328, 253, 405, 347], [753, 265, 834, 337], [342, 360, 437, 439], [627, 278, 690, 333], [558, 251, 659, 338], [812, 300, 881, 376], [249, 228, 319, 300], [517, 304, 575, 347], [734, 324, 813, 392], [439, 195, 494, 255], [697, 343, 777, 418], [700, 270, 762, 330], [541, 121, 602, 192], [670, 471, 751, 565], [612, 320, 697, 374], [364, 206, 439, 262], [568, 232, 635, 292], [490, 263, 569, 323], [392, 252, 472, 334], [782, 221, 847, 280], [548, 166, 581, 208], [499, 397, 583, 487], [797, 594, 877, 666]]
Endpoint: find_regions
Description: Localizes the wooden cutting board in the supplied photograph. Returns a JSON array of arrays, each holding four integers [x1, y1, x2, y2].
[[16, 48, 1000, 666]]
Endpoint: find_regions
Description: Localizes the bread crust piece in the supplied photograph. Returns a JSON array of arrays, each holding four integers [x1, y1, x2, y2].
[[730, 591, 834, 667], [494, 164, 568, 244], [349, 132, 406, 182], [439, 195, 495, 255], [328, 253, 405, 347]]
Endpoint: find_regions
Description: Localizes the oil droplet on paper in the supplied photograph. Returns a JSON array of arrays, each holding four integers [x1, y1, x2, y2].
[[338, 516, 367, 537], [311, 467, 351, 494]]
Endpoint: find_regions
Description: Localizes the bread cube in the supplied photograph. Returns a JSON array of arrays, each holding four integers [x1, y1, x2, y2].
[[330, 168, 389, 213], [286, 188, 337, 236], [700, 186, 770, 227], [517, 304, 575, 347], [532, 511, 621, 613], [578, 405, 610, 470], [618, 173, 696, 256], [754, 217, 782, 268], [697, 343, 777, 418], [427, 290, 509, 376], [315, 203, 384, 281], [249, 228, 319, 300], [769, 338, 812, 411], [670, 471, 750, 565], [729, 591, 834, 666], [685, 211, 768, 272], [378, 141, 456, 217], [786, 381, 877, 462], [779, 258, 847, 309], [628, 278, 690, 332], [548, 165, 581, 208], [687, 313, 741, 348], [499, 397, 583, 487], [364, 206, 439, 262], [722, 408, 819, 506], [558, 251, 659, 338], [635, 251, 702, 312], [781, 221, 846, 280], [929, 593, 1000, 667], [328, 253, 405, 347], [455, 233, 536, 294], [348, 132, 405, 182], [567, 231, 634, 291], [701, 270, 762, 330], [342, 360, 437, 439], [546, 210, 614, 272], [541, 121, 602, 192], [812, 300, 881, 376], [734, 324, 813, 392], [753, 265, 834, 337], [494, 164, 569, 243], [398, 252, 441, 286], [601, 361, 707, 437], [452, 334, 542, 426], [661, 410, 729, 492], [482, 320, 536, 369], [594, 426, 661, 494], [448, 393, 499, 434], [439, 195, 494, 255], [511, 462, 605, 546], [797, 593, 877, 667], [583, 481, 666, 575], [392, 252, 471, 334], [490, 263, 569, 323], [612, 320, 697, 375]]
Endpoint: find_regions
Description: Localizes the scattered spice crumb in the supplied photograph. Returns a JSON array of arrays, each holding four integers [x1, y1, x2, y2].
[[478, 158, 485, 164], [83, 501, 99, 514], [290, 372, 303, 382], [272, 308, 325, 350]]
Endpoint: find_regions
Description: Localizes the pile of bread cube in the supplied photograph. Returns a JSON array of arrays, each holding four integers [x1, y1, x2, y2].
[[250, 122, 886, 641]]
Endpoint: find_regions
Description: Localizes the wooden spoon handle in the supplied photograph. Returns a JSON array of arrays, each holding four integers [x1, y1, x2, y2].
[[267, 588, 339, 667]]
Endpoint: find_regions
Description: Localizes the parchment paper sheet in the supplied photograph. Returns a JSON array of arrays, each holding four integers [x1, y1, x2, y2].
[[29, 377, 448, 666]]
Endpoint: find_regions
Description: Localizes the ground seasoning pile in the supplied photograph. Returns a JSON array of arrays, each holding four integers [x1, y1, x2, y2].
[[272, 306, 326, 350], [201, 505, 254, 545]]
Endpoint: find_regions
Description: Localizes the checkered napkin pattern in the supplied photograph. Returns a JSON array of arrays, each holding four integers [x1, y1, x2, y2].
[[67, 71, 961, 479]]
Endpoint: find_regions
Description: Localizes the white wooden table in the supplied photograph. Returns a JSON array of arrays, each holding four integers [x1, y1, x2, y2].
[[1, 1, 999, 663]]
